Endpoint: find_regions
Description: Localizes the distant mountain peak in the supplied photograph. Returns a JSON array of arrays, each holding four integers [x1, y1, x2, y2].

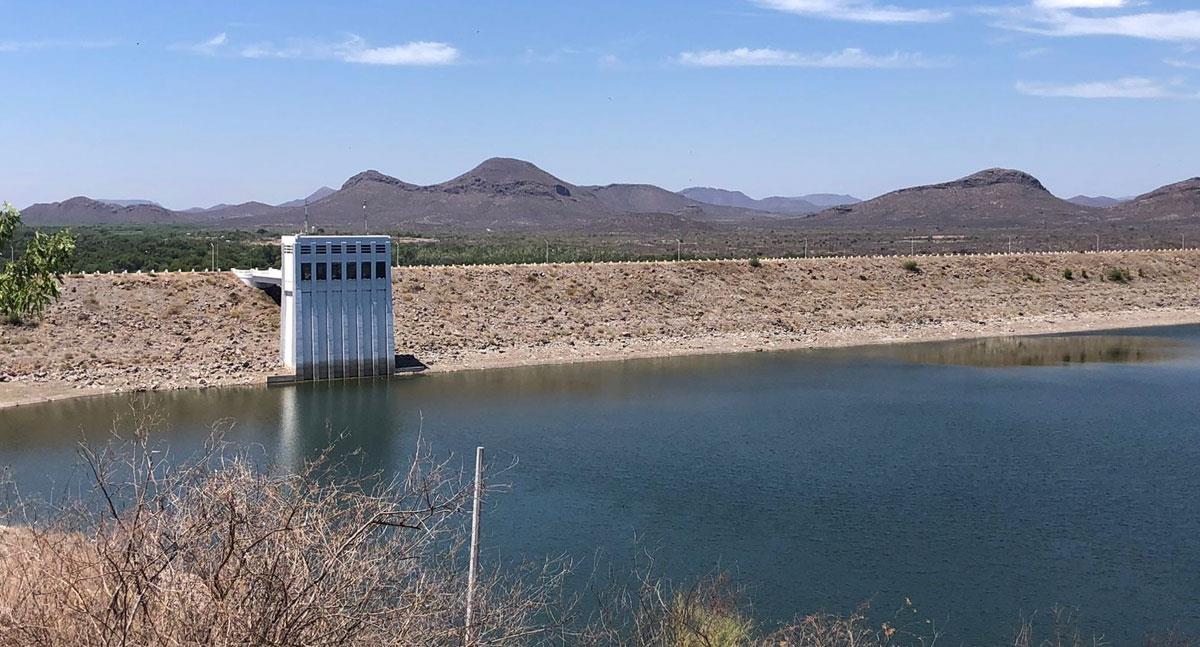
[[96, 198, 162, 208], [681, 187, 753, 201], [949, 168, 1046, 191], [1067, 195, 1125, 208], [276, 186, 337, 208], [22, 195, 175, 225], [341, 170, 413, 190], [679, 187, 828, 215], [807, 167, 1092, 228], [437, 157, 579, 199], [59, 196, 108, 209], [447, 157, 569, 188]]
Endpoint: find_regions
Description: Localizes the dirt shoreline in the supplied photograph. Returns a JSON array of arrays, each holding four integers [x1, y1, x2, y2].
[[3, 250, 1199, 410]]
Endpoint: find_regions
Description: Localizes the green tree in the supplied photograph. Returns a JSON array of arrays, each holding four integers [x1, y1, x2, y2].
[[0, 202, 76, 324]]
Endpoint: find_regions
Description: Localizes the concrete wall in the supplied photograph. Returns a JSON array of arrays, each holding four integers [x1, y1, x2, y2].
[[281, 235, 395, 380]]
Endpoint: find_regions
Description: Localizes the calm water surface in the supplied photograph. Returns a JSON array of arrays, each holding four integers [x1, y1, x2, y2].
[[3, 326, 1200, 643]]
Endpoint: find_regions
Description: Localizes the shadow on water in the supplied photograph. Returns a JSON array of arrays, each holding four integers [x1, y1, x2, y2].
[[865, 334, 1190, 368]]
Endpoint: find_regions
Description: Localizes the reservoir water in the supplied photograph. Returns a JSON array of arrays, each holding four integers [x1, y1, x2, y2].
[[3, 326, 1200, 643]]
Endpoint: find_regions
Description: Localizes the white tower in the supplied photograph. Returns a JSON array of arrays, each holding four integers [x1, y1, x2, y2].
[[279, 235, 395, 380]]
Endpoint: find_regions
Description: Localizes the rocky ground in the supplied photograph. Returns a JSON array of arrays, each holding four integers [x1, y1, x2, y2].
[[3, 250, 1200, 408]]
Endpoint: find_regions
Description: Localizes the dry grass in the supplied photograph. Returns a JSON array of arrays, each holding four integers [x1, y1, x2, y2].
[[0, 412, 566, 646]]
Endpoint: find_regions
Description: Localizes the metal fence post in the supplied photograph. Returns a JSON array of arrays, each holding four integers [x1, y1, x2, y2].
[[465, 446, 484, 645]]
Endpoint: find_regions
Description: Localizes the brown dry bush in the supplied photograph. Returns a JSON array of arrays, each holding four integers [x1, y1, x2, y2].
[[572, 569, 929, 647], [0, 412, 1176, 647], [0, 415, 567, 646]]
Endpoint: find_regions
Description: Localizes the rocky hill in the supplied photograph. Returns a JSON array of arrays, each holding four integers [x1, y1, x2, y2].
[[801, 168, 1101, 229], [586, 183, 771, 222], [96, 199, 162, 208], [303, 160, 619, 230], [1108, 178, 1200, 223], [22, 196, 181, 225]]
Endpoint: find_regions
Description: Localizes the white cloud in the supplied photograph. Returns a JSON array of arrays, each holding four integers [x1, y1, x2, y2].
[[1165, 58, 1200, 70], [184, 32, 228, 55], [751, 0, 950, 24], [1015, 77, 1186, 98], [1033, 0, 1127, 8], [678, 46, 943, 68], [993, 4, 1200, 41], [336, 37, 458, 65], [0, 39, 116, 52], [184, 32, 459, 66]]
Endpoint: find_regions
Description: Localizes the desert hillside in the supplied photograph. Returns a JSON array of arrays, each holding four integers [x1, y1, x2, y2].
[[2, 250, 1200, 406]]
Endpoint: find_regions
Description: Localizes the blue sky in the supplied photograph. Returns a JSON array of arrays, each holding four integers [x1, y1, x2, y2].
[[2, 0, 1198, 209]]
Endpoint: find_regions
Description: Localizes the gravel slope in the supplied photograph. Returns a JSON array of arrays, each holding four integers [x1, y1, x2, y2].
[[3, 250, 1199, 407]]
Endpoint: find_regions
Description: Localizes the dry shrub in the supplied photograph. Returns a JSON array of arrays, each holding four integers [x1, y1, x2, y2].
[[0, 411, 1174, 646], [764, 607, 892, 647], [0, 414, 566, 646], [1011, 606, 1106, 647], [574, 571, 939, 647]]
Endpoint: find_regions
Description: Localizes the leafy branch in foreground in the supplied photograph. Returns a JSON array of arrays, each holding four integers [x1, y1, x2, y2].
[[0, 202, 76, 324]]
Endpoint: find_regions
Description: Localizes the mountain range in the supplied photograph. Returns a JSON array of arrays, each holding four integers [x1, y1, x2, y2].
[[1066, 195, 1128, 208], [22, 158, 772, 232], [802, 168, 1199, 229], [19, 158, 1200, 232], [679, 187, 859, 214]]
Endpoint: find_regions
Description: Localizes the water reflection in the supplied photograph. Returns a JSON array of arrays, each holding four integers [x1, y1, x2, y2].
[[4, 326, 1200, 644], [873, 334, 1188, 368], [278, 385, 300, 472]]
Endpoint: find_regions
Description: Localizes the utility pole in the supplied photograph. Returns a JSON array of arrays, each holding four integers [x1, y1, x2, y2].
[[1007, 236, 1012, 254], [544, 240, 549, 264], [464, 447, 484, 646], [676, 237, 682, 262], [1095, 234, 1100, 253], [362, 201, 368, 233], [209, 242, 217, 272], [910, 239, 915, 256], [803, 238, 808, 259], [304, 199, 310, 234]]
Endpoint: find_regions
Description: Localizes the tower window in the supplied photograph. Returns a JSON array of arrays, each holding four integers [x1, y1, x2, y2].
[[361, 262, 372, 280], [316, 263, 327, 281], [300, 263, 312, 281], [375, 261, 386, 280], [331, 262, 342, 280], [347, 262, 357, 280]]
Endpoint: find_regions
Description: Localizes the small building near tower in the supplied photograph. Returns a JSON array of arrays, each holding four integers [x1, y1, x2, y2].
[[279, 234, 395, 380]]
